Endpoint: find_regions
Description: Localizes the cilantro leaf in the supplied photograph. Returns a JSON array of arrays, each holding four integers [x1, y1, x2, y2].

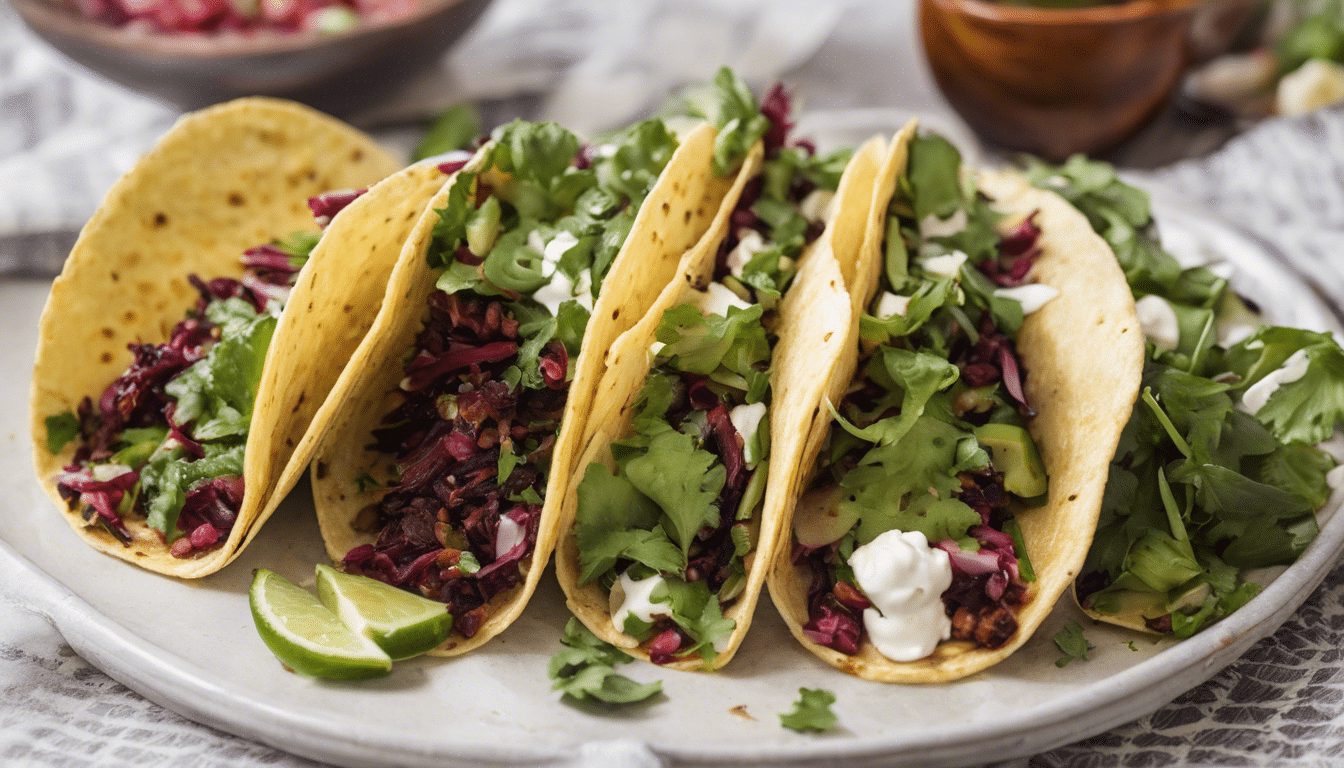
[[839, 417, 978, 545], [548, 618, 662, 706], [595, 119, 680, 206], [619, 428, 726, 554], [659, 579, 736, 664], [1053, 621, 1094, 667], [428, 171, 478, 267], [779, 688, 838, 733], [412, 104, 481, 161], [574, 462, 674, 583], [491, 120, 581, 190], [45, 411, 80, 454]]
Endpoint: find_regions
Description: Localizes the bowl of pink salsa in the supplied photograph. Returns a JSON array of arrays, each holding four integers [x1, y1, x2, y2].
[[9, 0, 492, 113]]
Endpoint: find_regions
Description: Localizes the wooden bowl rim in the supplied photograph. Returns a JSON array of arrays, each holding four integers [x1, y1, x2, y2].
[[924, 0, 1202, 26], [9, 0, 473, 60]]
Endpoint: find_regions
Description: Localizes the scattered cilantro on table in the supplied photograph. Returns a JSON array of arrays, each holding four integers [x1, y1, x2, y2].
[[548, 619, 662, 706], [779, 688, 838, 733], [1053, 621, 1094, 667]]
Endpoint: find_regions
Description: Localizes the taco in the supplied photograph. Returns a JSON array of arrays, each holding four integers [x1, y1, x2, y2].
[[552, 84, 878, 671], [307, 112, 755, 655], [766, 130, 1145, 682], [1016, 157, 1344, 638], [30, 97, 456, 577]]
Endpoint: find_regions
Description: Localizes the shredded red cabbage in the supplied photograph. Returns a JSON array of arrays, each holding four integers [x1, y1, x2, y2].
[[343, 291, 560, 631]]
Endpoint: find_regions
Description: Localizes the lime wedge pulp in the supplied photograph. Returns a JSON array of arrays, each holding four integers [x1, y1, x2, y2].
[[315, 564, 453, 660], [249, 569, 392, 680]]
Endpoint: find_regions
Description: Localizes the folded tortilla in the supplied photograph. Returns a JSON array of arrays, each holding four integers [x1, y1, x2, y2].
[[551, 134, 890, 671], [309, 122, 749, 656], [766, 130, 1145, 682], [29, 97, 454, 577]]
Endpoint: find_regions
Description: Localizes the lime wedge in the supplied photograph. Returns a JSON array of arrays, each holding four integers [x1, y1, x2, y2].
[[249, 569, 392, 679], [315, 564, 453, 660]]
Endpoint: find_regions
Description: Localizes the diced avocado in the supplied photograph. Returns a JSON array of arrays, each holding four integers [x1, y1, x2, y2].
[[1166, 578, 1210, 612], [792, 484, 858, 548], [974, 423, 1048, 498], [465, 195, 502, 257], [1087, 585, 1168, 619]]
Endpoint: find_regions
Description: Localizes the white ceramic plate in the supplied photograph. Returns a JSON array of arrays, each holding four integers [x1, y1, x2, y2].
[[2, 195, 1342, 768]]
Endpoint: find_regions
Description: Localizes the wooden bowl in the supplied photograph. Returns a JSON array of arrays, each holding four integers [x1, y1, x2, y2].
[[919, 0, 1202, 159], [9, 0, 493, 116]]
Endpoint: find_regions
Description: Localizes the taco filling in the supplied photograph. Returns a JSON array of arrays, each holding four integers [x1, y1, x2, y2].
[[569, 79, 852, 666], [336, 119, 696, 639], [1024, 156, 1344, 637], [791, 134, 1060, 662], [45, 190, 364, 558]]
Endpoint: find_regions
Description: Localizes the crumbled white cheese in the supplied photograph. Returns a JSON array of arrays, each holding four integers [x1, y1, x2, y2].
[[875, 291, 911, 319], [994, 284, 1060, 316], [1135, 294, 1181, 351], [921, 251, 968, 278], [91, 464, 134, 482], [725, 230, 768, 278], [1239, 349, 1311, 415], [694, 281, 753, 317], [799, 189, 836, 223], [920, 209, 967, 239], [532, 267, 593, 314]]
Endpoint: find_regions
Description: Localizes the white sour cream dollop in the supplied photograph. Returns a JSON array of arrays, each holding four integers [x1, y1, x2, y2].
[[849, 529, 953, 662], [612, 572, 668, 631]]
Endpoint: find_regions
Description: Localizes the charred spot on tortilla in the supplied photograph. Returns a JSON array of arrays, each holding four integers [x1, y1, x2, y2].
[[100, 327, 114, 338], [315, 461, 328, 480], [343, 304, 353, 313], [152, 213, 168, 227], [611, 309, 619, 320], [228, 193, 245, 206], [99, 352, 112, 363]]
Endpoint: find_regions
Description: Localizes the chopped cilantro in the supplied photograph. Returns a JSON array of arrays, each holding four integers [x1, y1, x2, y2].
[[412, 104, 481, 162], [548, 619, 662, 706], [1053, 621, 1094, 667], [45, 411, 80, 454], [354, 470, 383, 494], [779, 688, 837, 733]]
